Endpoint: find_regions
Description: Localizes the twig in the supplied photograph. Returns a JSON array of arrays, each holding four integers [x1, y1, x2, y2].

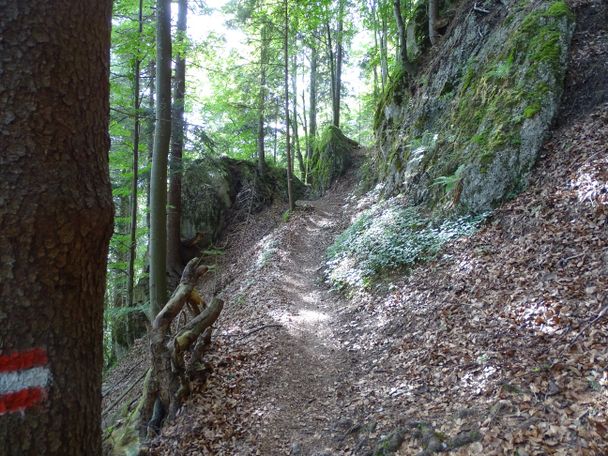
[[102, 369, 148, 418], [558, 303, 608, 357], [102, 359, 145, 398], [473, 3, 490, 14]]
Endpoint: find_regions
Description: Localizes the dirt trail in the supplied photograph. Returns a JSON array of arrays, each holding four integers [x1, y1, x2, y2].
[[252, 179, 358, 455], [146, 158, 372, 456]]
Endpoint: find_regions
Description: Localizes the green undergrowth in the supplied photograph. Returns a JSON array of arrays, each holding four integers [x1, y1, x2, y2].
[[325, 199, 488, 290]]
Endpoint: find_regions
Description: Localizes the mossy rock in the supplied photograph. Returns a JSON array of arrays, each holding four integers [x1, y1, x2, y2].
[[181, 156, 305, 246], [309, 126, 358, 196], [374, 0, 575, 214]]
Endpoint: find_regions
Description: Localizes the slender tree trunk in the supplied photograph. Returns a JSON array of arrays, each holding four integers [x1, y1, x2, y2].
[[301, 90, 310, 183], [0, 1, 113, 453], [291, 53, 305, 177], [273, 100, 279, 164], [167, 0, 188, 278], [429, 0, 439, 46], [284, 0, 294, 211], [257, 23, 268, 175], [150, 0, 172, 318], [146, 60, 156, 245], [379, 11, 389, 88], [333, 0, 344, 128], [325, 20, 337, 127], [393, 0, 417, 75], [308, 42, 318, 161], [128, 0, 144, 312]]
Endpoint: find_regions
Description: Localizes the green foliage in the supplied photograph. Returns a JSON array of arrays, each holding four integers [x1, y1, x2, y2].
[[282, 209, 292, 223], [326, 201, 488, 290]]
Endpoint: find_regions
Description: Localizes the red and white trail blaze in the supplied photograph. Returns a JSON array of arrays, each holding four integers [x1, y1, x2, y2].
[[0, 348, 51, 414]]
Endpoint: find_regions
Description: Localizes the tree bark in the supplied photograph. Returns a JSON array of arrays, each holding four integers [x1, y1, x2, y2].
[[167, 0, 188, 279], [0, 1, 113, 454], [150, 0, 172, 318]]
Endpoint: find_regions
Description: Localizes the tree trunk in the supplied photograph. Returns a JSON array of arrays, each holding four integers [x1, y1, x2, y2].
[[257, 23, 269, 175], [146, 60, 156, 243], [393, 0, 417, 75], [300, 90, 310, 183], [284, 0, 294, 211], [429, 0, 439, 46], [333, 0, 344, 128], [325, 20, 337, 127], [0, 1, 113, 454], [128, 0, 144, 312], [167, 0, 188, 279], [380, 12, 389, 88], [291, 53, 305, 177], [308, 41, 318, 162], [149, 0, 173, 318]]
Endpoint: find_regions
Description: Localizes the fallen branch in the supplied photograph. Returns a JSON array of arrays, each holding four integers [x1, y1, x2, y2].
[[473, 3, 490, 14], [560, 303, 608, 355]]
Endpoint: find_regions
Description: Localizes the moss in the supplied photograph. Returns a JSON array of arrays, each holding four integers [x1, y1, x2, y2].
[[546, 0, 575, 19], [373, 67, 407, 132], [523, 102, 541, 118], [309, 126, 358, 195]]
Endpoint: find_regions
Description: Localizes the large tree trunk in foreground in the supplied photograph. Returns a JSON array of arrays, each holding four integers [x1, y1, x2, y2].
[[167, 0, 188, 279], [0, 1, 113, 454], [150, 0, 173, 318]]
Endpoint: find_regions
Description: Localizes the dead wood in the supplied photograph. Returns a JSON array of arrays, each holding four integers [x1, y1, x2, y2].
[[138, 257, 223, 439]]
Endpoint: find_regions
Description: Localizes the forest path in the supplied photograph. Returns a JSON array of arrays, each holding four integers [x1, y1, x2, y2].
[[248, 159, 364, 455], [147, 153, 373, 456]]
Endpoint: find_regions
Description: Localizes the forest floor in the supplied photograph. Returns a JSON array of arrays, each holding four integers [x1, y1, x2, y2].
[[104, 1, 607, 454]]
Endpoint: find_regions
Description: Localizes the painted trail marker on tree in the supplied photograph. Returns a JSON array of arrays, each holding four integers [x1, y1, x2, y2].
[[0, 348, 51, 414]]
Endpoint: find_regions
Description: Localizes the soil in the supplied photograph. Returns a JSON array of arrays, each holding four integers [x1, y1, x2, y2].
[[103, 1, 608, 454]]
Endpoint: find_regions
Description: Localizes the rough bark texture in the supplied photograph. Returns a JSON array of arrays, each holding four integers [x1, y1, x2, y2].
[[150, 0, 173, 318], [0, 1, 113, 454], [167, 0, 188, 278]]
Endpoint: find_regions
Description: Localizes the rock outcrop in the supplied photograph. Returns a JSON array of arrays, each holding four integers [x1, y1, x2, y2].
[[375, 0, 575, 213]]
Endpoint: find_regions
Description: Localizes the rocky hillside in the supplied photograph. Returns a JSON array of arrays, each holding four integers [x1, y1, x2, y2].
[[375, 0, 575, 214]]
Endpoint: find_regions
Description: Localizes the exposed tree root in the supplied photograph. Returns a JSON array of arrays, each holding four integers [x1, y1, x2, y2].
[[138, 257, 224, 440]]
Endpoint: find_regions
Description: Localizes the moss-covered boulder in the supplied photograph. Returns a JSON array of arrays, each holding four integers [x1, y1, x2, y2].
[[181, 157, 305, 248], [309, 126, 359, 195], [375, 0, 575, 213]]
